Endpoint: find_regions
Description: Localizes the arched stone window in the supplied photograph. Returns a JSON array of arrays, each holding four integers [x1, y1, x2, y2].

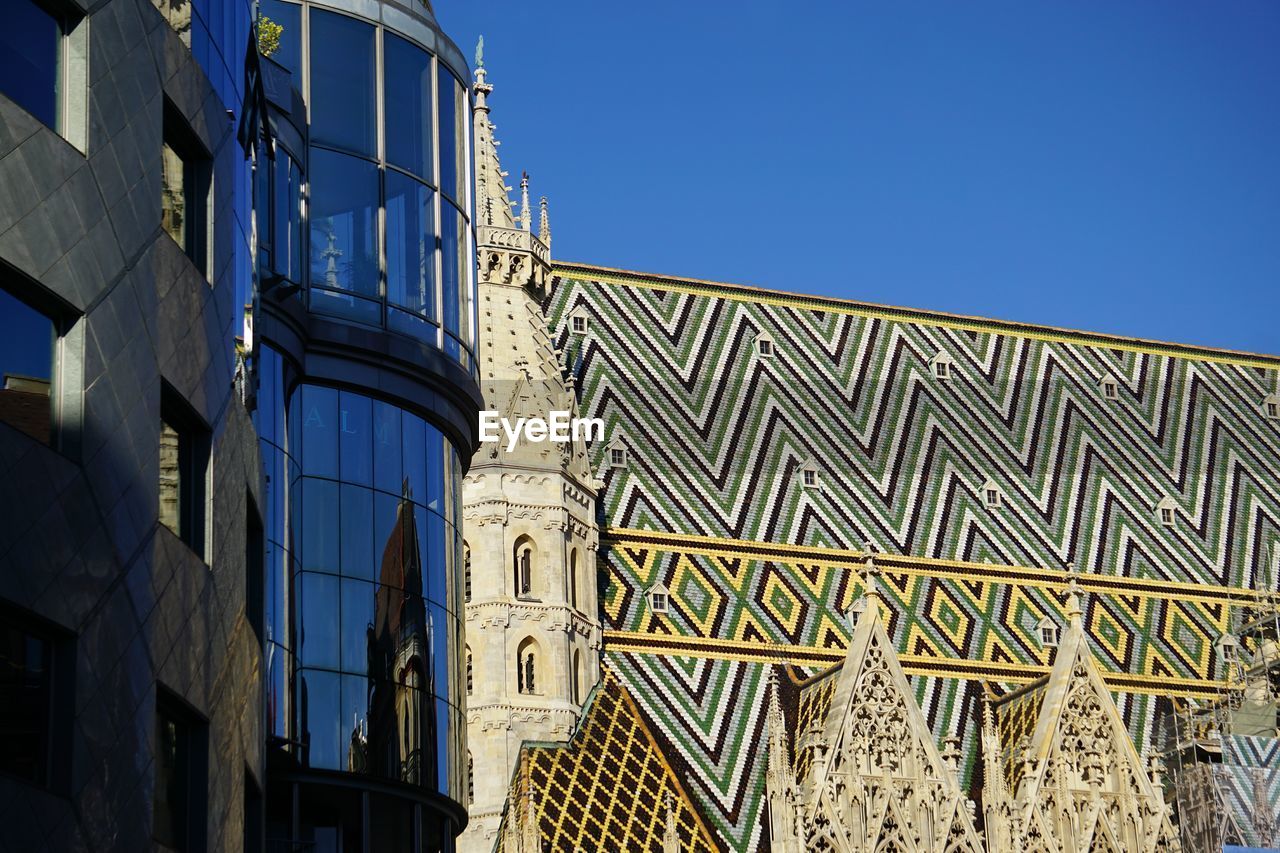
[[513, 535, 535, 598], [463, 541, 471, 603], [571, 649, 583, 704], [569, 548, 579, 609], [517, 637, 539, 695], [465, 646, 473, 695]]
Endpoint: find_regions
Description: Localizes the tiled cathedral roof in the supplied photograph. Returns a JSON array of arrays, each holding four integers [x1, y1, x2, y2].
[[497, 668, 718, 852]]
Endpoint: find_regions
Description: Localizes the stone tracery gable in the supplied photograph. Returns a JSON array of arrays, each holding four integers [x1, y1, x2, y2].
[[768, 581, 984, 852], [1002, 599, 1182, 853]]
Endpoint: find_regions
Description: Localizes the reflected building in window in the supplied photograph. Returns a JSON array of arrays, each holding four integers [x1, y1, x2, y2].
[[251, 0, 480, 847], [0, 0, 263, 850]]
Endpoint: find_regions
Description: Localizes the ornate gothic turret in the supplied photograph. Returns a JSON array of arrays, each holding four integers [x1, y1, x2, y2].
[[763, 549, 985, 851], [985, 568, 1182, 852], [459, 44, 603, 853]]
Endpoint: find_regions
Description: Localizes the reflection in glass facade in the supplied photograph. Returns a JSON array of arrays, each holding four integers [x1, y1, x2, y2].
[[254, 2, 478, 846], [255, 1, 476, 373], [257, 347, 465, 803]]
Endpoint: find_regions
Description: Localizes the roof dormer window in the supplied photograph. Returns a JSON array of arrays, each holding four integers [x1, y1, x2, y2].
[[982, 479, 1002, 508], [755, 332, 775, 358], [607, 438, 628, 469], [930, 352, 954, 380], [1263, 394, 1279, 420], [1100, 376, 1119, 400], [647, 583, 670, 614], [1156, 497, 1177, 527]]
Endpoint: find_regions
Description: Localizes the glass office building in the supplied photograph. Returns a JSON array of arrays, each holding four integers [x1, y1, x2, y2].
[[253, 0, 481, 848]]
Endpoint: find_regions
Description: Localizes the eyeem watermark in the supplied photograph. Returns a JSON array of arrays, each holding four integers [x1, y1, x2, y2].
[[479, 411, 604, 451]]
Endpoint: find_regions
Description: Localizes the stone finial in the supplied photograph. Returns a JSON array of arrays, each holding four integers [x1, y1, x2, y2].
[[941, 735, 962, 773], [539, 196, 551, 249], [1063, 561, 1084, 625], [519, 172, 531, 231], [860, 541, 882, 618]]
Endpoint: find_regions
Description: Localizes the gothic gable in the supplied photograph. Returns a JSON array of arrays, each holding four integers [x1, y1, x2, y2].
[[769, 581, 984, 852], [1001, 597, 1181, 852]]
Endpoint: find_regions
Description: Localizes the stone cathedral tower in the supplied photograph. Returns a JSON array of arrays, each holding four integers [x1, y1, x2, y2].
[[459, 51, 604, 852]]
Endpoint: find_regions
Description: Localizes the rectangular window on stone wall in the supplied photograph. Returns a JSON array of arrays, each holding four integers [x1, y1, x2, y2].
[[160, 384, 211, 559], [0, 284, 58, 446], [0, 603, 73, 791], [162, 101, 212, 276], [154, 688, 209, 852]]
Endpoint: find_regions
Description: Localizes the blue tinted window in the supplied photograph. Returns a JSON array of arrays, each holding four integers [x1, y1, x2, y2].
[[440, 202, 464, 339], [372, 401, 402, 494], [299, 572, 339, 669], [402, 414, 427, 503], [386, 172, 436, 321], [0, 288, 55, 445], [300, 669, 340, 768], [259, 0, 301, 81], [339, 484, 373, 580], [1, 1, 59, 129], [339, 578, 375, 672], [309, 10, 375, 155], [338, 390, 372, 486], [301, 478, 338, 572], [300, 385, 338, 478], [309, 150, 379, 300], [384, 34, 433, 180], [436, 70, 464, 202]]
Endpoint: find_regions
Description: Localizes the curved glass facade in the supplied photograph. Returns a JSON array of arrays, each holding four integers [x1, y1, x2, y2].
[[258, 346, 466, 827], [259, 0, 477, 373]]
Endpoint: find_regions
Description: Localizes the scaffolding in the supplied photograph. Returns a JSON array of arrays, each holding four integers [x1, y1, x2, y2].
[[1159, 559, 1280, 852]]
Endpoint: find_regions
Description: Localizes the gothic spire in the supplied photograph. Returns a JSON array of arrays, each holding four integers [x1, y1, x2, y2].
[[471, 42, 516, 230]]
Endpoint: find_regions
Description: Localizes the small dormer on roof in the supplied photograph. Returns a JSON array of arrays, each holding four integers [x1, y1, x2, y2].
[[605, 435, 629, 469], [981, 477, 1003, 508], [568, 306, 590, 335], [754, 331, 776, 358], [1099, 374, 1120, 400], [798, 458, 820, 490], [1035, 614, 1060, 649], [929, 350, 955, 380], [1263, 392, 1279, 420], [1155, 496, 1178, 527], [646, 582, 670, 615]]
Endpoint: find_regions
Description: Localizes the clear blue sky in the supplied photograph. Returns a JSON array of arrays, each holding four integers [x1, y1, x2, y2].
[[436, 2, 1280, 355]]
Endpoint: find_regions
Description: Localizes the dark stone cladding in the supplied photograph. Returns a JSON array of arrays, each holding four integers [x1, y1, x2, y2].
[[260, 294, 484, 458], [0, 0, 263, 851]]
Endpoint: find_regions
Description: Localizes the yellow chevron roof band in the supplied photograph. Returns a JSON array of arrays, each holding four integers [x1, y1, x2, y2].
[[603, 630, 1225, 699], [603, 527, 1269, 608], [556, 262, 1280, 370]]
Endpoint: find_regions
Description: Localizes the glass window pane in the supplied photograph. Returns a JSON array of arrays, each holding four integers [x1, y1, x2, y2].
[[259, 0, 301, 81], [298, 572, 339, 669], [309, 10, 375, 155], [401, 414, 426, 504], [385, 172, 436, 320], [0, 622, 52, 784], [309, 150, 379, 299], [160, 143, 187, 251], [372, 401, 402, 495], [440, 201, 467, 341], [340, 578, 375, 674], [0, 288, 55, 445], [299, 385, 338, 478], [338, 390, 371, 486], [436, 70, 465, 201], [339, 484, 373, 581], [301, 478, 339, 573], [300, 669, 341, 769], [424, 418, 444, 513], [384, 34, 433, 179], [1, 0, 59, 129]]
